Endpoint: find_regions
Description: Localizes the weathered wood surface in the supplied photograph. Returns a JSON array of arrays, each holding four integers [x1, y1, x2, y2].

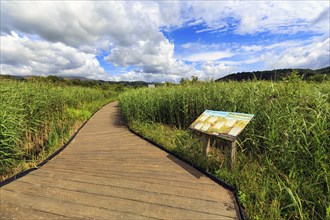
[[0, 102, 238, 219]]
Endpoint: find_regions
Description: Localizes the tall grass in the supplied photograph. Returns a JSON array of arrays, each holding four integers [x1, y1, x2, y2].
[[119, 79, 329, 219], [0, 79, 118, 180]]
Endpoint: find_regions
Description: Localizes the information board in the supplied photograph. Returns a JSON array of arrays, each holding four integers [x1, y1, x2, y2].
[[189, 110, 254, 141]]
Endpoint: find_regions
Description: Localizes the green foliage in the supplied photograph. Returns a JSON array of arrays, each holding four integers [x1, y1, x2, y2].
[[308, 74, 329, 82], [119, 79, 329, 219], [217, 66, 329, 82], [0, 79, 119, 180], [180, 76, 200, 85], [45, 75, 66, 84], [283, 70, 303, 82]]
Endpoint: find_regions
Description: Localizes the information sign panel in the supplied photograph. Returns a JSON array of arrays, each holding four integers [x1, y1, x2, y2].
[[189, 110, 254, 141]]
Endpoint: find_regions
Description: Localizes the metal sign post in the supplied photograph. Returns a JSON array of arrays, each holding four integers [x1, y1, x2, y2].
[[190, 110, 254, 170]]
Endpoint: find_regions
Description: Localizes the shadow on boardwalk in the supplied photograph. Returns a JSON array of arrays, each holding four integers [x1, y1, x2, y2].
[[113, 104, 203, 179], [166, 154, 203, 179], [0, 101, 238, 219], [113, 104, 126, 128]]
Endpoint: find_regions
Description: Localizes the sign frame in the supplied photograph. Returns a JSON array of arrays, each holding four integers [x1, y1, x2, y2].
[[189, 110, 254, 170]]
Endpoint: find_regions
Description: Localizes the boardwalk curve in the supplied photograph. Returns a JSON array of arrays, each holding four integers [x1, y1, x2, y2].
[[1, 102, 238, 219]]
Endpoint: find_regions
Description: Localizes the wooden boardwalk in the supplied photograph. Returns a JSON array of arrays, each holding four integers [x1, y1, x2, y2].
[[0, 102, 238, 219]]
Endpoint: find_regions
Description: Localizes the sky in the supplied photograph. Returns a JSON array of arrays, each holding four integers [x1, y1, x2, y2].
[[1, 1, 329, 83]]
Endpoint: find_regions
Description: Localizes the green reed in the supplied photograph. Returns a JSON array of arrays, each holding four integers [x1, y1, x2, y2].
[[120, 79, 329, 219]]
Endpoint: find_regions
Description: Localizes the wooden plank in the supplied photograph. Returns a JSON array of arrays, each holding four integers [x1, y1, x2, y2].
[[28, 169, 230, 202], [4, 179, 236, 217], [201, 133, 211, 157], [226, 140, 237, 170], [1, 189, 155, 220], [35, 165, 217, 187], [0, 202, 68, 219], [38, 167, 221, 192]]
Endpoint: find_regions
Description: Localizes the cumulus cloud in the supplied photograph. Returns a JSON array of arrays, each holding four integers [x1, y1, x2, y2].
[[0, 33, 106, 79], [265, 37, 330, 69], [201, 61, 235, 79], [0, 1, 183, 48], [0, 1, 190, 81]]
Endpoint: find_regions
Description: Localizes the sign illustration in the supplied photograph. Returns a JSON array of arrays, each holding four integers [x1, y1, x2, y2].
[[189, 110, 254, 141]]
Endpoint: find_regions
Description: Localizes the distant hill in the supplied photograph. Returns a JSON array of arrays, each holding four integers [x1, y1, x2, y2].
[[0, 74, 160, 87], [216, 66, 330, 82]]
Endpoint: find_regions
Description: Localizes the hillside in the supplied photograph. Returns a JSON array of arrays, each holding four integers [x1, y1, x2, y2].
[[0, 75, 160, 88], [216, 66, 330, 81]]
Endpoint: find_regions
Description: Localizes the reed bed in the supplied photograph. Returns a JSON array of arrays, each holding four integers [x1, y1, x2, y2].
[[0, 79, 117, 180], [119, 79, 329, 219]]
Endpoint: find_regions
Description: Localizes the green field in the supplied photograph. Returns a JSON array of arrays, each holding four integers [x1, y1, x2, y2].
[[0, 78, 122, 180], [120, 77, 329, 219]]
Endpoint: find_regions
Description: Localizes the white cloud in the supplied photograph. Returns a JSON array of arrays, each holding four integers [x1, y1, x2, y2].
[[183, 1, 329, 35], [106, 38, 170, 68], [183, 51, 233, 62], [105, 38, 195, 76], [0, 1, 183, 48], [108, 71, 186, 83], [240, 45, 263, 52], [201, 61, 235, 79], [180, 35, 329, 71], [180, 42, 228, 52], [219, 57, 261, 66], [1, 1, 191, 80], [0, 33, 106, 79], [265, 37, 330, 69]]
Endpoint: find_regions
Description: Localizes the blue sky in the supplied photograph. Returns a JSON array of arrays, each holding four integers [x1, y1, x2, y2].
[[1, 1, 329, 82]]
